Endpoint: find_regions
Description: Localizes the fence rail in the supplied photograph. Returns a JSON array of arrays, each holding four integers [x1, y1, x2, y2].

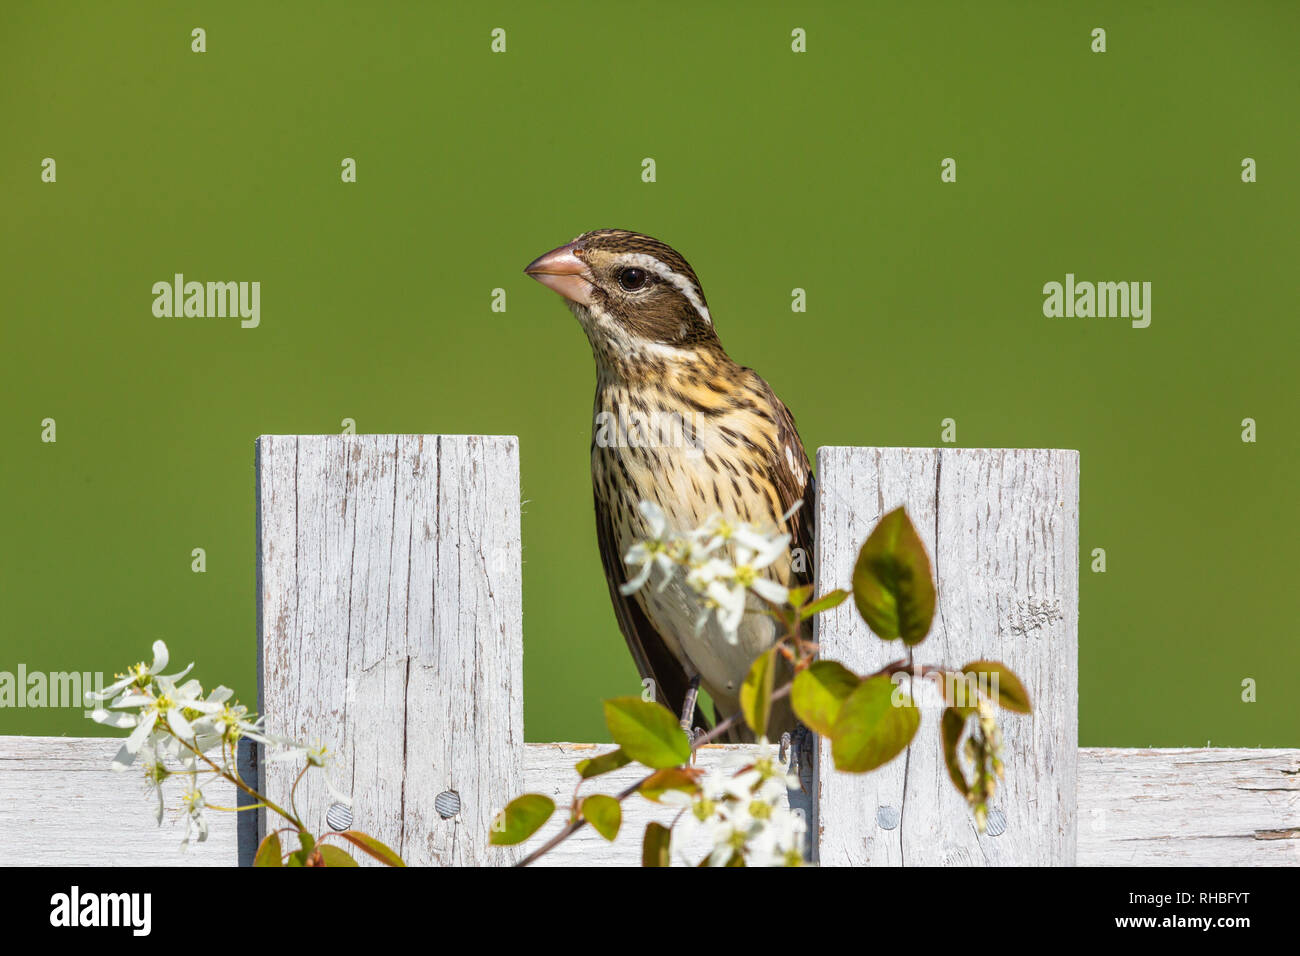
[[2, 738, 1294, 866], [1, 436, 1293, 866]]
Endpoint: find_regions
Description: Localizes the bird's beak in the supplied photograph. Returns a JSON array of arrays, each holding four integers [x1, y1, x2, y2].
[[524, 241, 594, 306]]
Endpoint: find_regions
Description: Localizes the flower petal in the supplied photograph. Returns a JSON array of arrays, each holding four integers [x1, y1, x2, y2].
[[637, 500, 668, 538], [90, 708, 138, 729], [86, 675, 134, 702], [619, 560, 654, 596], [751, 577, 789, 605], [168, 707, 195, 742]]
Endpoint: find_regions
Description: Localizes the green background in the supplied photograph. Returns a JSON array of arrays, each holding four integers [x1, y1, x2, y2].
[[3, 2, 1296, 747]]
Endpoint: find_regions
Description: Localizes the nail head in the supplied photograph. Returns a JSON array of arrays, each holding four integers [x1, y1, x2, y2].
[[435, 790, 461, 819], [326, 803, 353, 831]]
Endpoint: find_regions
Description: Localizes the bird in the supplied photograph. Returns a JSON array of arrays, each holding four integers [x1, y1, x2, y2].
[[525, 229, 814, 741]]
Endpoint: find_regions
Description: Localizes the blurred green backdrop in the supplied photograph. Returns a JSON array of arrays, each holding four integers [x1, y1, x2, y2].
[[3, 1, 1296, 747]]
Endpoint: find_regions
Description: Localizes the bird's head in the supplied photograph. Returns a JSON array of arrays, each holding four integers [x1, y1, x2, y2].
[[525, 229, 718, 368]]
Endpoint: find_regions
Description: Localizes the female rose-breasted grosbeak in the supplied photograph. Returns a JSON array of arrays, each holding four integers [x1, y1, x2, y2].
[[526, 229, 814, 739]]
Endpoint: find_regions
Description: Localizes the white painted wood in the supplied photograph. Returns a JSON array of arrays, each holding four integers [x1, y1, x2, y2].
[[255, 435, 524, 866], [6, 440, 1286, 868], [518, 743, 794, 866], [1078, 747, 1299, 866], [2, 738, 1294, 866], [0, 736, 239, 866], [812, 447, 1079, 865]]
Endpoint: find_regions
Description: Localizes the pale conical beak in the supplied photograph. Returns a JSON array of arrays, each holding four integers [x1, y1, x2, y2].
[[524, 241, 594, 306]]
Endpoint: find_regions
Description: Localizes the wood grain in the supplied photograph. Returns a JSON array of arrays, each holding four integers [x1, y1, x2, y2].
[[517, 742, 795, 867], [255, 434, 524, 865], [1078, 747, 1299, 866], [7, 441, 1291, 868], [3, 740, 1294, 865], [0, 735, 240, 866], [812, 447, 1079, 865]]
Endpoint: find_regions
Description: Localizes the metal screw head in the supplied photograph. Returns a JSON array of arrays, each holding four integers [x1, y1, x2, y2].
[[985, 808, 1007, 837], [435, 790, 461, 819], [876, 805, 900, 830], [326, 803, 353, 831]]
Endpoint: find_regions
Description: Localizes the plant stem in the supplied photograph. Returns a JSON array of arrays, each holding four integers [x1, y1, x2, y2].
[[515, 650, 955, 866], [691, 683, 793, 748], [515, 774, 646, 867], [516, 681, 796, 867], [177, 736, 306, 831]]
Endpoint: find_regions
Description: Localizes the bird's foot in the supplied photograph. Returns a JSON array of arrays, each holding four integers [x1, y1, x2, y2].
[[783, 724, 815, 787], [679, 674, 702, 739], [680, 722, 706, 762], [680, 723, 706, 743]]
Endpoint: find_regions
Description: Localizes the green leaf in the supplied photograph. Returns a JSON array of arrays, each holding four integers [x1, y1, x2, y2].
[[786, 584, 814, 608], [791, 660, 860, 736], [581, 794, 622, 842], [318, 844, 360, 867], [637, 766, 703, 802], [830, 674, 921, 772], [941, 707, 971, 796], [602, 696, 692, 769], [800, 588, 851, 620], [739, 647, 777, 739], [575, 747, 633, 779], [334, 830, 405, 866], [960, 660, 1032, 713], [289, 831, 316, 866], [253, 831, 282, 867], [935, 670, 977, 715], [642, 822, 672, 867], [851, 507, 936, 645], [489, 794, 555, 847]]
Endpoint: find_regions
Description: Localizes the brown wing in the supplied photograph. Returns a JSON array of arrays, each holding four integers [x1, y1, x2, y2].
[[594, 488, 711, 730], [753, 375, 816, 595]]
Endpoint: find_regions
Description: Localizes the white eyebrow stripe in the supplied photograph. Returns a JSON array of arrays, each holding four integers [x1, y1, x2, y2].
[[619, 252, 712, 326]]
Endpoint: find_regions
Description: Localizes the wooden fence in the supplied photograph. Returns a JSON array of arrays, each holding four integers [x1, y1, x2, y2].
[[1, 437, 1295, 866]]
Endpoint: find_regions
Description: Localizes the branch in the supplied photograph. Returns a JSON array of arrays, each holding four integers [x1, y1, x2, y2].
[[516, 681, 796, 867]]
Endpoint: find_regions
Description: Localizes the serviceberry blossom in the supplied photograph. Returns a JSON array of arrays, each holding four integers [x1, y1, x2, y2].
[[621, 502, 794, 644], [666, 747, 804, 866]]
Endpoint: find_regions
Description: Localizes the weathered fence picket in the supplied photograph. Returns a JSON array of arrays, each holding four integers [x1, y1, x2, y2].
[[255, 435, 523, 866], [813, 447, 1079, 865], [0, 436, 1294, 866]]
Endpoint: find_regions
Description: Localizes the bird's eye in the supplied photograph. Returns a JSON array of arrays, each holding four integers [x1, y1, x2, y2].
[[617, 267, 649, 291]]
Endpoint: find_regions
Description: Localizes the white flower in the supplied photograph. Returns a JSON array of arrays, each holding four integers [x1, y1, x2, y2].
[[137, 734, 175, 825], [84, 640, 192, 707], [620, 502, 680, 595], [267, 741, 352, 805], [619, 501, 794, 644], [675, 746, 804, 866], [684, 557, 733, 595], [702, 579, 747, 642], [698, 513, 789, 557], [698, 542, 791, 644], [190, 687, 283, 758], [746, 802, 806, 867], [179, 783, 208, 846], [97, 673, 222, 771]]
